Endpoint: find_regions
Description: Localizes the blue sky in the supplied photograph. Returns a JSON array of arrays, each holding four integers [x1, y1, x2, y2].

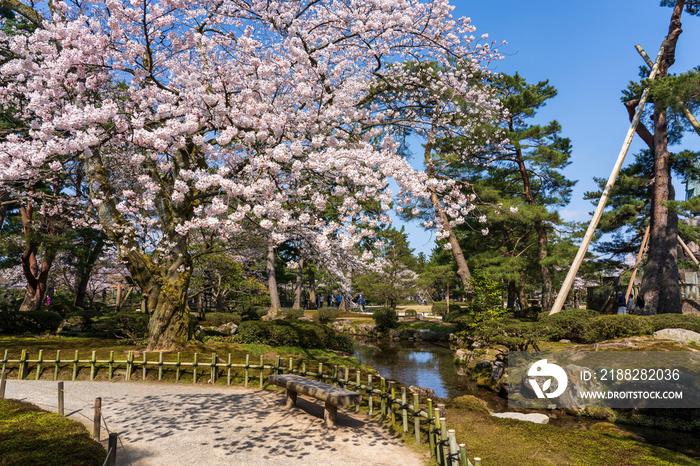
[[400, 0, 700, 256]]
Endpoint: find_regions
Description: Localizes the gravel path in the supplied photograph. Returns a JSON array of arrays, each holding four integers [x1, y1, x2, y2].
[[4, 380, 425, 466]]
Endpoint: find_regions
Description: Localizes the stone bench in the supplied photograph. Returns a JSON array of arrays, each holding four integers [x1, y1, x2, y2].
[[268, 374, 361, 426]]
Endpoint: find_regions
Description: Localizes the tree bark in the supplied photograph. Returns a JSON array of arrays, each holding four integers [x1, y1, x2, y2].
[[307, 263, 317, 309], [637, 0, 684, 314], [73, 237, 105, 309], [266, 238, 282, 314], [506, 280, 516, 310], [424, 124, 471, 289], [293, 256, 304, 309]]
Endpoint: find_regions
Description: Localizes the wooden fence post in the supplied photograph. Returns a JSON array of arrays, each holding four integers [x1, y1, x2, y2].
[[401, 387, 408, 433], [414, 392, 421, 445], [211, 353, 218, 384], [36, 350, 43, 381], [244, 354, 250, 387], [473, 457, 481, 466], [142, 352, 148, 380], [448, 429, 460, 466], [390, 382, 396, 426], [356, 370, 361, 413], [1, 349, 7, 377], [176, 352, 181, 382], [259, 355, 264, 388], [18, 350, 26, 380], [108, 351, 114, 381], [106, 433, 118, 466], [227, 354, 232, 385], [90, 351, 97, 381], [58, 382, 64, 416], [427, 399, 435, 457], [72, 350, 79, 381], [0, 371, 6, 399], [460, 444, 469, 466], [54, 350, 60, 381], [367, 375, 373, 416], [158, 352, 163, 382], [440, 418, 449, 466], [126, 351, 133, 381], [93, 397, 102, 441], [380, 378, 386, 421], [192, 353, 198, 384]]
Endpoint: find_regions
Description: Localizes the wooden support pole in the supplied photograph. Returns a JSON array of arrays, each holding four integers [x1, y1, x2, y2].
[[58, 381, 64, 416], [636, 44, 700, 138], [93, 397, 102, 441], [678, 235, 700, 268], [106, 433, 118, 466], [626, 224, 650, 303], [550, 44, 666, 315]]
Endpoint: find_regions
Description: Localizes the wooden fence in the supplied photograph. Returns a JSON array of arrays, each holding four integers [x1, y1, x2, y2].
[[1, 349, 481, 466]]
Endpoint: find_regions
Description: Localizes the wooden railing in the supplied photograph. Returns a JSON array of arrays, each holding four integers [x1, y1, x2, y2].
[[1, 349, 481, 466]]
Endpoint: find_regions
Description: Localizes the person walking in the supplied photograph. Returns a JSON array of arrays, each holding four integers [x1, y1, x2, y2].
[[617, 293, 627, 315], [357, 295, 366, 312]]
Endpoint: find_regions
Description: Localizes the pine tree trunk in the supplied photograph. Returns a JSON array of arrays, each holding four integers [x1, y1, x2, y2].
[[73, 238, 104, 309], [518, 272, 527, 310], [507, 280, 516, 310], [638, 0, 684, 315], [535, 220, 554, 313], [267, 238, 282, 314]]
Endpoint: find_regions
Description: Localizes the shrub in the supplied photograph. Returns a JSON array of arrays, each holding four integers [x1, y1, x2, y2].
[[0, 311, 63, 334], [585, 315, 653, 342], [537, 309, 599, 343], [404, 309, 417, 319], [201, 312, 242, 326], [469, 318, 540, 351], [93, 311, 150, 339], [235, 320, 354, 352], [373, 307, 398, 332], [313, 307, 342, 324], [280, 308, 304, 319], [431, 302, 448, 316], [647, 314, 700, 334]]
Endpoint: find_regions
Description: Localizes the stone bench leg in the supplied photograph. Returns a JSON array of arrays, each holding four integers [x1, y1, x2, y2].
[[286, 388, 297, 408], [324, 401, 337, 427]]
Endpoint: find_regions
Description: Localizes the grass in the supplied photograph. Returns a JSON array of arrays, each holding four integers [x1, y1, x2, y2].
[[442, 396, 698, 466], [0, 398, 106, 466]]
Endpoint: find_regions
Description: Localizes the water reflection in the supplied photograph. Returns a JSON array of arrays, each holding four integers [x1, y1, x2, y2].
[[354, 339, 483, 400]]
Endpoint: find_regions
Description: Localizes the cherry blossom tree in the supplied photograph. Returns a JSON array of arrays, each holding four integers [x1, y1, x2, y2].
[[0, 0, 503, 350]]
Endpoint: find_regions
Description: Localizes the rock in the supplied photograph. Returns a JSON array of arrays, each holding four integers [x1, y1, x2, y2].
[[58, 315, 91, 333], [491, 360, 505, 382], [653, 328, 700, 345], [454, 349, 470, 363], [474, 360, 492, 373], [399, 329, 417, 339], [491, 412, 549, 424], [215, 322, 238, 335], [559, 339, 572, 344], [298, 316, 314, 322]]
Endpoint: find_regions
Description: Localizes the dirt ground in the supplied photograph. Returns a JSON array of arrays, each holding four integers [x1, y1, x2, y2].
[[4, 379, 426, 466]]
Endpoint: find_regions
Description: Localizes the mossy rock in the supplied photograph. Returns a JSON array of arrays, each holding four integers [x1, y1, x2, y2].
[[451, 395, 490, 414]]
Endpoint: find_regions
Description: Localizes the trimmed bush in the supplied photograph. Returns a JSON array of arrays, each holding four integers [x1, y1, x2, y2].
[[93, 311, 150, 339], [431, 302, 448, 316], [235, 320, 354, 352], [647, 314, 700, 334], [586, 315, 653, 342], [373, 307, 399, 332], [313, 307, 342, 324], [404, 309, 417, 319], [0, 310, 63, 335], [280, 308, 304, 319], [201, 312, 242, 326], [537, 309, 599, 343], [470, 318, 540, 351]]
